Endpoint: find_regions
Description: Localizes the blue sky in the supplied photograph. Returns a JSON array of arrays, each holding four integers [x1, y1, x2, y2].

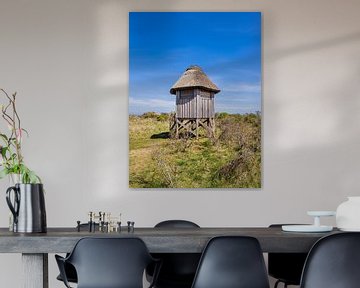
[[129, 12, 261, 115]]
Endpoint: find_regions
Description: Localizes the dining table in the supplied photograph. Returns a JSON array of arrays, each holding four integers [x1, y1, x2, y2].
[[0, 226, 339, 288]]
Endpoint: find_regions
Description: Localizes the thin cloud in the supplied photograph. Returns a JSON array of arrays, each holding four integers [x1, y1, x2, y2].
[[129, 97, 174, 114], [216, 103, 259, 114], [222, 83, 261, 93]]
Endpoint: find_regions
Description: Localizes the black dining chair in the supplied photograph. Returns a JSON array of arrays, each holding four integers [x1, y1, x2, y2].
[[55, 237, 161, 288], [268, 224, 308, 288], [56, 262, 77, 284], [56, 223, 99, 284], [191, 236, 270, 288], [300, 232, 360, 288], [147, 220, 201, 288]]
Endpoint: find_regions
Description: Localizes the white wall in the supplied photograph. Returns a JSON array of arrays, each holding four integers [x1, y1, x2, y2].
[[0, 0, 360, 287]]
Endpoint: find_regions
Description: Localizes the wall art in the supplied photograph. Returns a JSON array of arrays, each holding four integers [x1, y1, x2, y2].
[[129, 12, 262, 188]]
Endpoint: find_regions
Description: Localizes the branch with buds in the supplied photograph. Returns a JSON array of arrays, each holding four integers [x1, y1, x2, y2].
[[0, 88, 41, 183]]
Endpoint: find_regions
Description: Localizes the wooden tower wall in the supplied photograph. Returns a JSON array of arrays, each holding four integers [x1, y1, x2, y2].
[[176, 89, 214, 119]]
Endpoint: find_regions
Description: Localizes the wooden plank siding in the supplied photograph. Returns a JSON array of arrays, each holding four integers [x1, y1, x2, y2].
[[176, 89, 215, 119]]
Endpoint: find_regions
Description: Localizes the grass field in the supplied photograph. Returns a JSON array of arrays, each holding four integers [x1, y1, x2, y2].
[[129, 112, 261, 188]]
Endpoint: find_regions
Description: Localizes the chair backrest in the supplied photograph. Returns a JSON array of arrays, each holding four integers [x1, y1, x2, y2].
[[268, 224, 308, 285], [300, 232, 360, 288], [191, 236, 270, 288], [150, 220, 201, 287], [67, 237, 154, 288], [155, 219, 200, 228]]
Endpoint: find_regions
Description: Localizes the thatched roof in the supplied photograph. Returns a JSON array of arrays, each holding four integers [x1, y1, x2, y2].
[[170, 65, 220, 95]]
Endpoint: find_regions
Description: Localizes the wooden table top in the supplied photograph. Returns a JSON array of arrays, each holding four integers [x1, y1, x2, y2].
[[0, 227, 340, 253]]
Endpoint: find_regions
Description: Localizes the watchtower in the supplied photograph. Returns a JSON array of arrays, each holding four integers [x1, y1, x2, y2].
[[169, 65, 220, 138]]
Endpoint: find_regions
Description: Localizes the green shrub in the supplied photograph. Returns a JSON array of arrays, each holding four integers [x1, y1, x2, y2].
[[141, 111, 159, 119], [156, 113, 169, 121]]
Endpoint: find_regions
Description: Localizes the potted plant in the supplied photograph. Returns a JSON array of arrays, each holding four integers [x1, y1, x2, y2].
[[0, 88, 46, 233]]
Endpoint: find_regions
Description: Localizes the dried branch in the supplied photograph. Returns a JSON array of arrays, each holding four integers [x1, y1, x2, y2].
[[0, 88, 40, 183]]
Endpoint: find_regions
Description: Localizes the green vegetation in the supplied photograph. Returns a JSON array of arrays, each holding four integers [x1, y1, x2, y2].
[[129, 112, 261, 188]]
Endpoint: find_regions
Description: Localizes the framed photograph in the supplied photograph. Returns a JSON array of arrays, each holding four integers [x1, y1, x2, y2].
[[129, 12, 262, 188]]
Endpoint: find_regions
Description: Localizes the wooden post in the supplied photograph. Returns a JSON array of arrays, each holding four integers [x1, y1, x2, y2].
[[176, 119, 179, 138], [196, 119, 199, 139]]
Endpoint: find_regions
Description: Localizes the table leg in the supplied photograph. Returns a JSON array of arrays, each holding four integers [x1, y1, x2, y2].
[[22, 253, 48, 288]]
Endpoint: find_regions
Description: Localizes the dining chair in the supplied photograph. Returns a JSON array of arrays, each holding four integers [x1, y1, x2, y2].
[[147, 220, 201, 288], [55, 237, 161, 288], [300, 232, 360, 288], [268, 224, 308, 288], [56, 223, 99, 284], [56, 262, 77, 284], [191, 236, 270, 288]]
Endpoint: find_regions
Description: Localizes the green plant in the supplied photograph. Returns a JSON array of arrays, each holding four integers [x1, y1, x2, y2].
[[0, 88, 41, 183]]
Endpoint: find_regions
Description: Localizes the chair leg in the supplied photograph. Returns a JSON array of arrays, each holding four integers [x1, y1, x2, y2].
[[274, 280, 289, 288]]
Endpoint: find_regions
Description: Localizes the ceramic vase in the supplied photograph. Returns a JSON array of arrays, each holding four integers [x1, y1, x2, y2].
[[6, 183, 47, 233], [336, 196, 360, 231]]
